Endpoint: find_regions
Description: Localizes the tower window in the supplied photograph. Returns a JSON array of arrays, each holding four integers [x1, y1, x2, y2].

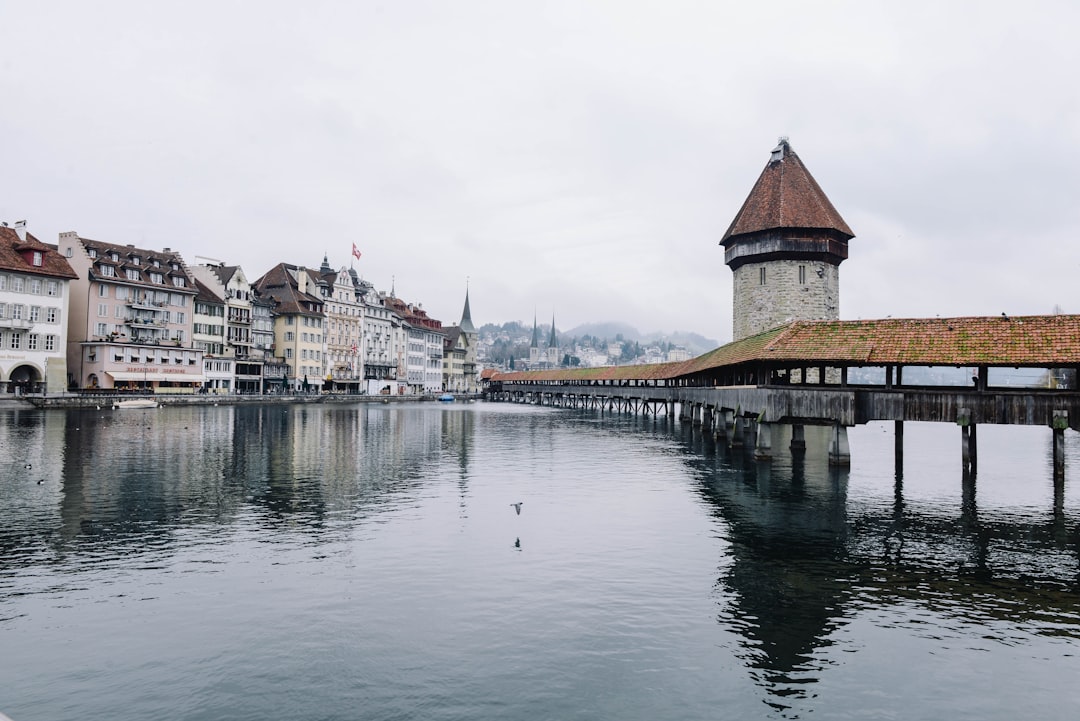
[[759, 268, 766, 285], [799, 265, 806, 284]]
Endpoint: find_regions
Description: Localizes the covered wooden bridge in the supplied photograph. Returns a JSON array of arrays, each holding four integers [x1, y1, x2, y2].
[[489, 314, 1080, 477]]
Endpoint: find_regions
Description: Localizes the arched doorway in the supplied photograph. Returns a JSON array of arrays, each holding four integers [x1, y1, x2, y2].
[[8, 364, 42, 395]]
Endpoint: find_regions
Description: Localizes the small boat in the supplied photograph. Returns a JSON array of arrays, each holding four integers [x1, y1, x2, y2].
[[438, 393, 455, 403], [114, 398, 159, 409]]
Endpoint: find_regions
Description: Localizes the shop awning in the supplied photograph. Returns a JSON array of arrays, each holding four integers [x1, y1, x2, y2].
[[106, 372, 205, 383]]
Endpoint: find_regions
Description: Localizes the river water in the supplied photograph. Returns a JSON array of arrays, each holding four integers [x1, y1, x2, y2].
[[1, 402, 1078, 720]]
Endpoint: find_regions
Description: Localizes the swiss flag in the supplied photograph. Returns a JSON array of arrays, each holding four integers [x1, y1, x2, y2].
[[351, 243, 362, 260]]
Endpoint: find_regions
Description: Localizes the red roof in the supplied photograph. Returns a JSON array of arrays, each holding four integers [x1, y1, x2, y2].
[[0, 227, 78, 279], [721, 139, 853, 244]]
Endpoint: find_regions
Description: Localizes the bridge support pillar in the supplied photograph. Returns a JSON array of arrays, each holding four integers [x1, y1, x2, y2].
[[754, 422, 773, 460], [790, 423, 806, 453], [701, 407, 713, 432], [895, 420, 905, 480], [1052, 410, 1068, 486], [958, 409, 977, 475], [828, 424, 850, 466], [730, 414, 745, 448]]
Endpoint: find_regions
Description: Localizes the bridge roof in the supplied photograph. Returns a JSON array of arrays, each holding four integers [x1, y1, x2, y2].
[[490, 314, 1080, 383]]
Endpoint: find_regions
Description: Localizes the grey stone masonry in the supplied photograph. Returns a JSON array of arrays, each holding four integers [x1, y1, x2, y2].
[[732, 259, 839, 340]]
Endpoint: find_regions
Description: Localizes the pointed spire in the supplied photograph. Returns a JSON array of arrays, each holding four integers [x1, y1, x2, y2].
[[548, 314, 557, 347], [721, 138, 853, 244], [531, 312, 540, 348], [460, 283, 476, 334]]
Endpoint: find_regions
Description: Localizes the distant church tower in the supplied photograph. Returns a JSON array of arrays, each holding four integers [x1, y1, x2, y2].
[[721, 138, 854, 341], [530, 314, 541, 366], [545, 315, 559, 366]]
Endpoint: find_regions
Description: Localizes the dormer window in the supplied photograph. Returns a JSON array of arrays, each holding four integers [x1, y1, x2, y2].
[[100, 264, 116, 277], [126, 268, 141, 281], [172, 276, 186, 288], [131, 255, 141, 265], [150, 272, 164, 284], [88, 248, 98, 258], [110, 252, 119, 262], [32, 251, 42, 267], [152, 259, 160, 268]]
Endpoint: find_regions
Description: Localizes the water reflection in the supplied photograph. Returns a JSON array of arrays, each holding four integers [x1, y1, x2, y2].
[[676, 421, 1080, 714], [1, 405, 1078, 720]]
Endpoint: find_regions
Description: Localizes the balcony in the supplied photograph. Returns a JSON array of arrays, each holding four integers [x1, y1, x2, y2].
[[127, 299, 166, 311], [0, 318, 32, 330], [126, 317, 165, 328]]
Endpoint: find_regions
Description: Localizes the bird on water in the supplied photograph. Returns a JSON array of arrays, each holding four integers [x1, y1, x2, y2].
[[510, 502, 523, 515]]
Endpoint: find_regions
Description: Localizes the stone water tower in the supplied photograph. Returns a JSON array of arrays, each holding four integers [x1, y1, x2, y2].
[[722, 138, 854, 341]]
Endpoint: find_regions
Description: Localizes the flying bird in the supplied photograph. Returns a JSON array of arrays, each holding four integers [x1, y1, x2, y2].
[[510, 502, 523, 515]]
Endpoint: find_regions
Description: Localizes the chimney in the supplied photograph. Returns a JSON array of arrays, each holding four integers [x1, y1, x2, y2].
[[14, 220, 27, 241], [298, 267, 307, 294]]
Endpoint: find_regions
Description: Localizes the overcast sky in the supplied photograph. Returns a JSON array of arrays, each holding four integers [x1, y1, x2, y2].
[[2, 1, 1077, 343]]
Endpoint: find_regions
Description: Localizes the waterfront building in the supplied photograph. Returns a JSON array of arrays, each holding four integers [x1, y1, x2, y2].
[[317, 256, 365, 394], [442, 288, 479, 392], [251, 294, 282, 392], [722, 138, 854, 341], [385, 295, 444, 394], [191, 278, 232, 393], [360, 287, 397, 394], [252, 263, 327, 392], [58, 232, 203, 390], [0, 221, 77, 394], [193, 263, 261, 392]]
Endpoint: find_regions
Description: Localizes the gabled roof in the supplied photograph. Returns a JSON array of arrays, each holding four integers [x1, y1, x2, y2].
[[0, 227, 78, 279], [253, 262, 325, 316], [721, 139, 853, 244], [194, 277, 224, 305]]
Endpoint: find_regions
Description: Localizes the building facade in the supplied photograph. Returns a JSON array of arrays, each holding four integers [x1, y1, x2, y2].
[[59, 232, 203, 390], [0, 222, 77, 394], [319, 258, 365, 393], [253, 263, 326, 392]]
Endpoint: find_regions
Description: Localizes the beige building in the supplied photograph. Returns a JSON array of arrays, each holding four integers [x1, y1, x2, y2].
[[253, 263, 326, 392]]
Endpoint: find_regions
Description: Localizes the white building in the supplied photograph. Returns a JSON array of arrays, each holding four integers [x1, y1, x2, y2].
[[0, 222, 77, 394]]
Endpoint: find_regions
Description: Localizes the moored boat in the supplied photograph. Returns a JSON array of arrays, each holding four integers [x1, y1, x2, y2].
[[114, 398, 159, 409]]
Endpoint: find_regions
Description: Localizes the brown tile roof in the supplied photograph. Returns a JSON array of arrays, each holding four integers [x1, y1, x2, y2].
[[760, 315, 1080, 366], [492, 315, 1080, 384], [253, 263, 324, 316], [721, 139, 854, 243], [75, 235, 197, 290], [0, 227, 78, 279]]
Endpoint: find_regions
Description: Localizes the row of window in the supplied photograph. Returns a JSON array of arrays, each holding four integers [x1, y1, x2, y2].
[[98, 285, 189, 306], [0, 275, 62, 297], [86, 346, 198, 364], [0, 331, 56, 351], [0, 304, 59, 323]]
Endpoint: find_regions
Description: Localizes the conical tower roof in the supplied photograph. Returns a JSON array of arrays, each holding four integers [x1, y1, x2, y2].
[[721, 139, 853, 245], [460, 289, 476, 333]]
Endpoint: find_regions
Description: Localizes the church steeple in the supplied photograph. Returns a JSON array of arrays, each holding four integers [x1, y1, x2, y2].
[[460, 287, 476, 334]]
